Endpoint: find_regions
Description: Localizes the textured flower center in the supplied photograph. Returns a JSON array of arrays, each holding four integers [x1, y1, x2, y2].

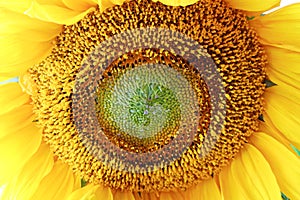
[[28, 0, 266, 192]]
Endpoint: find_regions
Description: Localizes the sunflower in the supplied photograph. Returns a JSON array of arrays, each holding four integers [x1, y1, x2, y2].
[[1, 0, 300, 199]]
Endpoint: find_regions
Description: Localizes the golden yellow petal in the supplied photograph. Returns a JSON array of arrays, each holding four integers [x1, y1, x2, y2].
[[0, 83, 30, 115], [220, 143, 281, 200], [133, 192, 159, 200], [94, 185, 113, 200], [250, 3, 300, 52], [152, 0, 198, 6], [113, 191, 135, 200], [160, 191, 185, 200], [259, 113, 298, 155], [30, 160, 76, 200], [219, 165, 244, 200], [183, 179, 221, 200], [0, 38, 53, 80], [264, 87, 300, 149], [250, 132, 300, 200], [267, 68, 300, 91], [66, 184, 101, 200], [0, 104, 34, 139], [0, 8, 62, 40], [0, 0, 96, 25], [0, 117, 42, 185], [62, 0, 98, 11], [0, 8, 61, 80], [266, 46, 300, 73], [24, 1, 95, 25], [224, 0, 280, 11], [2, 143, 54, 200], [264, 45, 300, 90], [0, 0, 31, 14]]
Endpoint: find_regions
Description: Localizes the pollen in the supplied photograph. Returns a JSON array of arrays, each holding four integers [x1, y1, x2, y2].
[[28, 0, 266, 192]]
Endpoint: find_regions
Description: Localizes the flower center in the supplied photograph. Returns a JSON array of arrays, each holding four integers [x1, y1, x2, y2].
[[28, 0, 266, 192]]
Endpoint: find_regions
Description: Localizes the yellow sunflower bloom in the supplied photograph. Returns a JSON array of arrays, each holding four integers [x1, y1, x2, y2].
[[1, 0, 300, 199]]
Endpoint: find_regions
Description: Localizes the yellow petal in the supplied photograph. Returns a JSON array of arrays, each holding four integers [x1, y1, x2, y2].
[[0, 0, 65, 14], [62, 0, 98, 11], [66, 184, 113, 200], [220, 143, 281, 200], [250, 3, 300, 52], [219, 164, 245, 200], [0, 118, 42, 185], [113, 191, 135, 200], [24, 1, 95, 25], [266, 84, 300, 109], [0, 104, 35, 139], [133, 192, 159, 200], [0, 83, 30, 115], [152, 0, 198, 6], [99, 0, 126, 12], [160, 190, 185, 200], [0, 8, 62, 40], [267, 69, 300, 91], [250, 132, 300, 200], [2, 143, 54, 200], [0, 37, 53, 79], [259, 113, 298, 155], [264, 45, 300, 90], [264, 88, 300, 149], [0, 0, 96, 25], [224, 0, 280, 11], [30, 160, 76, 200], [266, 46, 300, 73], [0, 8, 61, 80], [183, 179, 221, 200]]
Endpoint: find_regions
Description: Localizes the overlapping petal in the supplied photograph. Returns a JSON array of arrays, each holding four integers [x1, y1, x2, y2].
[[66, 184, 114, 200], [250, 3, 300, 52], [0, 8, 61, 81], [30, 160, 79, 200], [224, 0, 280, 12], [183, 179, 221, 200], [264, 86, 300, 149], [1, 143, 54, 200], [219, 143, 281, 200], [250, 132, 300, 199], [0, 106, 42, 185]]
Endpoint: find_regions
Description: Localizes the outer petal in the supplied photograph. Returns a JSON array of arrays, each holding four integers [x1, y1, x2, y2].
[[30, 160, 77, 200], [219, 143, 281, 200], [264, 86, 300, 149], [160, 191, 185, 200], [250, 3, 300, 52], [113, 191, 135, 200], [183, 179, 221, 200], [66, 184, 113, 200], [264, 46, 300, 90], [62, 0, 98, 11], [2, 143, 54, 200], [0, 9, 61, 81], [224, 0, 280, 12], [23, 1, 95, 25], [0, 86, 42, 185], [0, 82, 30, 116], [0, 0, 97, 25], [250, 132, 300, 200], [259, 113, 298, 155]]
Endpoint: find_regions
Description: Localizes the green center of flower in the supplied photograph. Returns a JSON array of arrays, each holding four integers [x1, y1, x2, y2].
[[96, 64, 197, 149]]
